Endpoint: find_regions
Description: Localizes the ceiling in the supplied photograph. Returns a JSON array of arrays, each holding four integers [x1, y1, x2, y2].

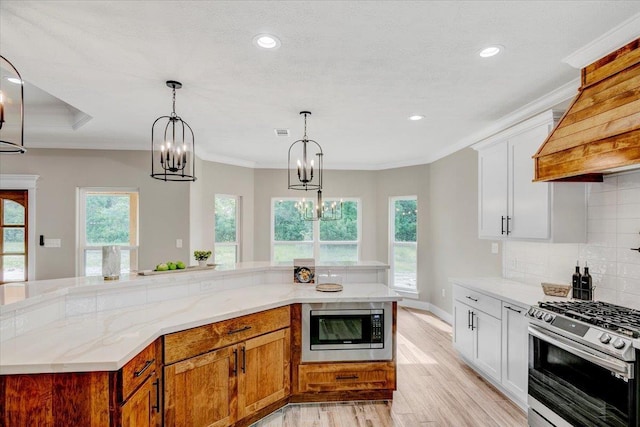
[[1, 1, 640, 170]]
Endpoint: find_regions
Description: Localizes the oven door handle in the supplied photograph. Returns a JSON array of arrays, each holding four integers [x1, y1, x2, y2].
[[529, 325, 634, 380]]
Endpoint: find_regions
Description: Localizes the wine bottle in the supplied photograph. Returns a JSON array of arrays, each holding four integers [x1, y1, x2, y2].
[[572, 261, 582, 300], [581, 262, 593, 301]]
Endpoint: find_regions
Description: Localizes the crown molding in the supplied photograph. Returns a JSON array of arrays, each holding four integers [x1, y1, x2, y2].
[[563, 13, 640, 69]]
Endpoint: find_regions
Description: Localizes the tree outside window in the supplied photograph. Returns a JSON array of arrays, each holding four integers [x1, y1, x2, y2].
[[215, 195, 241, 264], [390, 196, 418, 292]]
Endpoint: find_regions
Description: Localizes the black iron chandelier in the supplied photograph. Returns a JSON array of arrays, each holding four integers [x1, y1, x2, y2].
[[288, 111, 323, 191], [0, 55, 26, 154], [151, 80, 196, 182], [295, 190, 343, 222]]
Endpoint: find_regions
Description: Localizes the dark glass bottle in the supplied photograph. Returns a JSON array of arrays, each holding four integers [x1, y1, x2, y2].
[[581, 263, 592, 301], [572, 261, 582, 300]]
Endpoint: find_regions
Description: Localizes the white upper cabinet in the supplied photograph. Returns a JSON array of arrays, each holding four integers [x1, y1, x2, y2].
[[474, 110, 586, 242]]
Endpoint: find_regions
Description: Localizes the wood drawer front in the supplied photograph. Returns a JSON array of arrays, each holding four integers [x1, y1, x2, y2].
[[121, 341, 158, 401], [164, 306, 291, 364], [453, 285, 501, 319], [298, 362, 395, 393]]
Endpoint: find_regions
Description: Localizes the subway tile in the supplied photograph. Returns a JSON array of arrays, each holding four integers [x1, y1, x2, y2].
[[588, 176, 618, 193], [615, 292, 640, 310], [617, 247, 640, 265], [617, 277, 640, 296], [587, 219, 616, 234], [581, 245, 616, 262], [590, 273, 616, 290], [616, 172, 640, 190], [617, 233, 640, 250], [617, 203, 640, 219], [588, 190, 617, 207], [617, 263, 640, 280], [618, 188, 640, 205], [595, 287, 616, 304], [588, 204, 617, 220], [617, 218, 640, 234], [586, 232, 617, 247]]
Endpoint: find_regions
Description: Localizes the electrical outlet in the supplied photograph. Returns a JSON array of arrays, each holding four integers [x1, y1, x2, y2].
[[509, 258, 517, 269], [491, 242, 499, 254], [176, 238, 183, 248], [442, 288, 446, 297], [44, 238, 61, 248]]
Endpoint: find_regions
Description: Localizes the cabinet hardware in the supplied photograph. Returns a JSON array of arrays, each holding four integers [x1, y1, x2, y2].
[[336, 375, 359, 380], [504, 305, 522, 314], [152, 378, 160, 412], [466, 296, 478, 302], [630, 248, 640, 253], [501, 216, 505, 235], [232, 348, 238, 376], [468, 310, 472, 329], [241, 346, 246, 373], [134, 359, 154, 378], [470, 312, 475, 331], [227, 325, 252, 335], [506, 216, 511, 235]]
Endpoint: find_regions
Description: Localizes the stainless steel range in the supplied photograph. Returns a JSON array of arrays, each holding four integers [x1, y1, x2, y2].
[[527, 301, 640, 427]]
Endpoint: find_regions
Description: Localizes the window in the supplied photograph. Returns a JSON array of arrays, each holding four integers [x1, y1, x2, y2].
[[214, 194, 241, 264], [1, 190, 28, 283], [272, 198, 359, 263], [389, 196, 417, 292], [78, 188, 139, 277]]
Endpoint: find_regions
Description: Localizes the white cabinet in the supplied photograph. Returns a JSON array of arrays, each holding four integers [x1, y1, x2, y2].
[[453, 296, 501, 383], [501, 302, 529, 406], [453, 284, 529, 410], [475, 109, 586, 242]]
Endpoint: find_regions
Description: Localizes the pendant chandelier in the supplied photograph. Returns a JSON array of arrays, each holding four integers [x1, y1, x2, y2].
[[295, 190, 343, 222], [288, 111, 323, 191], [151, 80, 196, 182], [0, 55, 26, 154]]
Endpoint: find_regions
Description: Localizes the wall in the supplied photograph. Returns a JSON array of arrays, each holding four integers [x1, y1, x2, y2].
[[428, 148, 502, 314], [252, 168, 378, 262], [0, 149, 191, 279], [504, 170, 640, 308]]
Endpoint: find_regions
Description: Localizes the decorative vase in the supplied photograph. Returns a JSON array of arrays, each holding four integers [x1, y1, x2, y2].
[[102, 245, 121, 280], [198, 260, 208, 267]]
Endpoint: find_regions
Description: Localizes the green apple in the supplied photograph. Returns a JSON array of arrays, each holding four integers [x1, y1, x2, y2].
[[156, 263, 169, 271], [167, 262, 177, 270], [176, 261, 186, 269]]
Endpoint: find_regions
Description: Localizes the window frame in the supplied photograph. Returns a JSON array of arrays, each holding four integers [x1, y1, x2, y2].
[[77, 187, 139, 277], [389, 195, 418, 294], [214, 194, 242, 264], [270, 197, 361, 263]]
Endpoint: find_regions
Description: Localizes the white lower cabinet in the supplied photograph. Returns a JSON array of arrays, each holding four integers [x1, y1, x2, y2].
[[453, 284, 529, 409]]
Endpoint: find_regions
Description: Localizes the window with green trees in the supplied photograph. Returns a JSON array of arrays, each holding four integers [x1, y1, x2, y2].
[[272, 198, 359, 263], [78, 188, 139, 276], [390, 196, 417, 292], [215, 194, 241, 264]]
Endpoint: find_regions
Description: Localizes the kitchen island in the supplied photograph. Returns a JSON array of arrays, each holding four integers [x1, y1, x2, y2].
[[0, 261, 400, 426]]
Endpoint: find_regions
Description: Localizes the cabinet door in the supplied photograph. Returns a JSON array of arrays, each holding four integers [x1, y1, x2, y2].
[[509, 123, 550, 239], [164, 346, 236, 427], [121, 371, 161, 427], [478, 141, 508, 238], [501, 303, 529, 404], [237, 328, 290, 420], [453, 300, 474, 361], [474, 310, 502, 382]]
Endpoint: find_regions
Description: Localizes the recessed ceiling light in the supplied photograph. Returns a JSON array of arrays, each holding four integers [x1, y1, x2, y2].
[[6, 77, 23, 84], [253, 34, 281, 50], [479, 45, 503, 58], [408, 115, 424, 121]]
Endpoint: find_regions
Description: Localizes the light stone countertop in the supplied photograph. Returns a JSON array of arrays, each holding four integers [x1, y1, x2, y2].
[[0, 282, 400, 375], [450, 277, 569, 307]]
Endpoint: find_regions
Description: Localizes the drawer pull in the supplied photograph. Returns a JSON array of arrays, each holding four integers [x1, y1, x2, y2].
[[466, 296, 478, 302], [227, 325, 252, 335], [152, 378, 160, 412], [505, 305, 522, 314], [134, 359, 154, 378], [336, 375, 359, 380]]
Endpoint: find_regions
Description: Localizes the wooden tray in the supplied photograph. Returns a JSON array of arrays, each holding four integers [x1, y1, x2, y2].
[[315, 283, 343, 292], [138, 264, 218, 276]]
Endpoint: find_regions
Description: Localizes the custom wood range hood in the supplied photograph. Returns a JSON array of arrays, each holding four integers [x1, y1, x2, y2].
[[534, 37, 640, 182]]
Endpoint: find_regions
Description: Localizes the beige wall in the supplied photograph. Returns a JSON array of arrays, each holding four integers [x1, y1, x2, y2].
[[427, 147, 501, 313], [0, 149, 192, 279], [252, 169, 378, 261]]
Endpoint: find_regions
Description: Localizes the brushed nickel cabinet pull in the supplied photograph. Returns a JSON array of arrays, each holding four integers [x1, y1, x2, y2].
[[227, 325, 252, 335], [336, 375, 359, 380], [134, 359, 154, 378]]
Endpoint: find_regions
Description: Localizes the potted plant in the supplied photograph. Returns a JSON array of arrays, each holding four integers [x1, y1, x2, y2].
[[194, 250, 212, 267]]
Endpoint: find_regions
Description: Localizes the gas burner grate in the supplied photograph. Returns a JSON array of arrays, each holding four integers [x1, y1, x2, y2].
[[537, 301, 640, 338]]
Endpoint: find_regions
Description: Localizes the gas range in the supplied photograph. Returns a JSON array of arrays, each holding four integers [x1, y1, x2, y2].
[[527, 300, 640, 362]]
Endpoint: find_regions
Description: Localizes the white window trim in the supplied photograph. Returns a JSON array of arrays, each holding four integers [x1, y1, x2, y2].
[[77, 187, 139, 277], [214, 194, 242, 263], [271, 197, 361, 263], [0, 174, 39, 281], [389, 195, 418, 294]]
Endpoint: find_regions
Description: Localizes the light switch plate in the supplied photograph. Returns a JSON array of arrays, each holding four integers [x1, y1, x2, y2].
[[44, 238, 61, 248], [176, 238, 183, 248]]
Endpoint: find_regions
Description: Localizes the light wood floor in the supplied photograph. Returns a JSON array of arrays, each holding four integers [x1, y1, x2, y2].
[[253, 307, 527, 427]]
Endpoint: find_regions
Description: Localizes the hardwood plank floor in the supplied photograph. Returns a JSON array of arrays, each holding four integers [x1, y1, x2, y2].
[[253, 307, 527, 427]]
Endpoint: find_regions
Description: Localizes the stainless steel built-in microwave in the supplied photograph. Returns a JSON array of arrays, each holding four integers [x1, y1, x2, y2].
[[301, 302, 393, 362]]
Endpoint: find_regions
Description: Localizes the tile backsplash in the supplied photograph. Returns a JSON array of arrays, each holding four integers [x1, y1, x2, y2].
[[503, 171, 640, 308]]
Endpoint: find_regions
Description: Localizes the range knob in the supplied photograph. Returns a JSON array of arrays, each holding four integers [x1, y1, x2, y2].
[[599, 333, 612, 344], [612, 338, 626, 350], [543, 313, 553, 323], [535, 311, 544, 319], [528, 307, 536, 316]]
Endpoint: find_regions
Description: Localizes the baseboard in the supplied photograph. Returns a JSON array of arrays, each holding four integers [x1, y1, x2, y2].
[[398, 299, 453, 325]]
